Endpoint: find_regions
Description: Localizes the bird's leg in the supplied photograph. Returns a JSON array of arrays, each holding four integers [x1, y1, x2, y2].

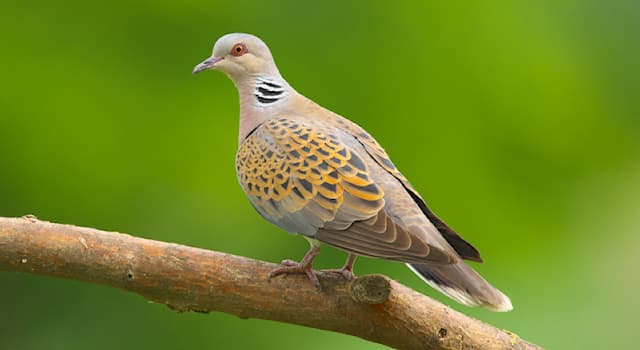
[[268, 244, 321, 288], [322, 254, 357, 280]]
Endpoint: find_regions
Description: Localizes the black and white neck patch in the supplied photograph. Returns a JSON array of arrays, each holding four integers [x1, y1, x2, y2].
[[254, 78, 286, 105]]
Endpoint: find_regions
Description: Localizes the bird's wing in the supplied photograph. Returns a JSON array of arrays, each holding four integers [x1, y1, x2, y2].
[[329, 116, 483, 262], [236, 117, 453, 264]]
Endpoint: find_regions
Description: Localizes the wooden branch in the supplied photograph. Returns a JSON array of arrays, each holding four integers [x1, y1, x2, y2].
[[0, 216, 541, 350]]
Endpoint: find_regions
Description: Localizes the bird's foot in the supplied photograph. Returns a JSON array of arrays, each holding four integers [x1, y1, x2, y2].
[[278, 259, 300, 267], [321, 254, 357, 281], [268, 260, 320, 289], [321, 267, 355, 281]]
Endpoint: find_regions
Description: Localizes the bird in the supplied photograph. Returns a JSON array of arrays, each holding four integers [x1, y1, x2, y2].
[[193, 33, 512, 312]]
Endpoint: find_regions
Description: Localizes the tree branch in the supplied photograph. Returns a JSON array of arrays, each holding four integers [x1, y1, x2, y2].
[[0, 216, 541, 350]]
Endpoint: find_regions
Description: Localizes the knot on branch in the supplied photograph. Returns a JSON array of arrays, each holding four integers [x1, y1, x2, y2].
[[349, 274, 391, 304]]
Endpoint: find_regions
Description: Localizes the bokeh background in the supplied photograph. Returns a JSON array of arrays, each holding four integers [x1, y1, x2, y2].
[[1, 1, 638, 349]]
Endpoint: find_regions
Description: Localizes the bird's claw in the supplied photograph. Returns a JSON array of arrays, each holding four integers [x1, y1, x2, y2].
[[279, 259, 299, 267], [268, 261, 321, 289], [321, 268, 355, 281]]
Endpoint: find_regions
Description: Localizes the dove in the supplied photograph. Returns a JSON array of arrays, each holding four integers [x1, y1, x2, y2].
[[193, 33, 512, 311]]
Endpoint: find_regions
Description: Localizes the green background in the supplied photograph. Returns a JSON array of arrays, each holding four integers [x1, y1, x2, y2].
[[1, 1, 638, 349]]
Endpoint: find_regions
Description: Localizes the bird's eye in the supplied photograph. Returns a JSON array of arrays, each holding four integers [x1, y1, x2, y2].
[[230, 43, 247, 56]]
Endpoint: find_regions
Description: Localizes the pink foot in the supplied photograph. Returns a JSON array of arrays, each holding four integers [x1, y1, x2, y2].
[[268, 260, 320, 288], [322, 267, 355, 280], [322, 254, 357, 280]]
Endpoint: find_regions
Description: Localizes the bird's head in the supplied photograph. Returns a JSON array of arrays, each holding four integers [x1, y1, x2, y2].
[[192, 33, 279, 80]]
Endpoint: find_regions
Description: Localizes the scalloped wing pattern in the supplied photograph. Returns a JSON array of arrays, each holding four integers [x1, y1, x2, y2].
[[236, 118, 385, 236], [237, 117, 459, 264]]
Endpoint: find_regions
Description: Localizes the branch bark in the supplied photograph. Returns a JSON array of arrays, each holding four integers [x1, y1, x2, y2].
[[0, 216, 541, 350]]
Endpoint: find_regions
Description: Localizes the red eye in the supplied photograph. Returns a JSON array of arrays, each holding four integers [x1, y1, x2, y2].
[[231, 43, 247, 56]]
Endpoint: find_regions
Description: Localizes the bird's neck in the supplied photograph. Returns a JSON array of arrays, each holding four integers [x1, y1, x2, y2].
[[234, 74, 295, 144]]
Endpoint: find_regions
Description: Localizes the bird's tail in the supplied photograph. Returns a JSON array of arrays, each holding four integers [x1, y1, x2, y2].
[[407, 262, 513, 312]]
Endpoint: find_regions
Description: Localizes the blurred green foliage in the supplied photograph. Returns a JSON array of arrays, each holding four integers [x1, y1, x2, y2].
[[1, 0, 639, 349]]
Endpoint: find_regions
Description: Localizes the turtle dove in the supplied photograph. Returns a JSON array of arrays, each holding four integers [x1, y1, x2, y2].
[[193, 33, 512, 311]]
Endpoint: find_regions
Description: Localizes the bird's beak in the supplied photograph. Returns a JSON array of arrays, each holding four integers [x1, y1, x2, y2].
[[192, 56, 223, 74]]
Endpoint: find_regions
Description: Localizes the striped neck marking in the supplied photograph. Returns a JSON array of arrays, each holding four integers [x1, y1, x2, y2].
[[254, 78, 286, 105]]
